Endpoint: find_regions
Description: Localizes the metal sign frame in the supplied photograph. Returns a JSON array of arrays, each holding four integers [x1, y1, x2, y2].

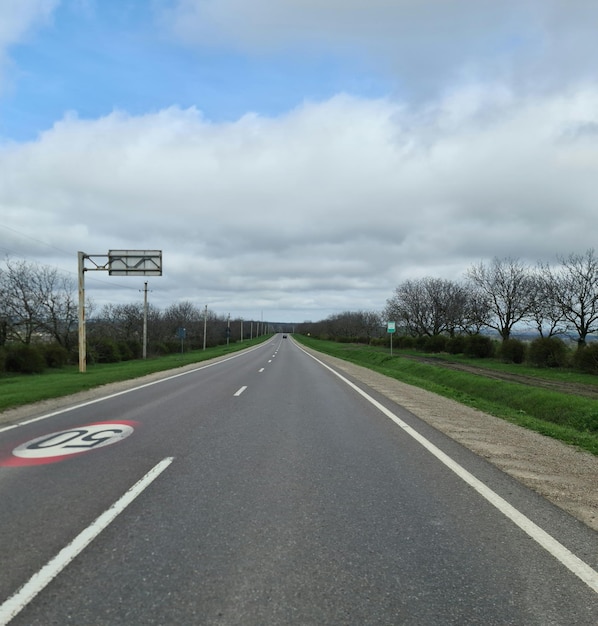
[[78, 250, 162, 372], [108, 250, 162, 276]]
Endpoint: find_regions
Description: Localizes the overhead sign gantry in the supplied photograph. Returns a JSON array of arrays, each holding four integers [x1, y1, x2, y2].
[[78, 250, 162, 372]]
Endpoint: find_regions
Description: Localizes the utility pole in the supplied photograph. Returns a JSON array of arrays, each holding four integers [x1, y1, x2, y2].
[[227, 312, 230, 346], [203, 304, 208, 350], [142, 281, 149, 359], [78, 252, 86, 373], [240, 318, 243, 341]]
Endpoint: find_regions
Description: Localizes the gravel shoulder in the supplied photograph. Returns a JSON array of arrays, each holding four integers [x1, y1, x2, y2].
[[1, 349, 597, 532]]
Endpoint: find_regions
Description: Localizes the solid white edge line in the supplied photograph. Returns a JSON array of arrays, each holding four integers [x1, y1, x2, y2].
[[298, 346, 598, 594], [0, 457, 175, 625], [234, 386, 248, 397], [0, 339, 276, 434]]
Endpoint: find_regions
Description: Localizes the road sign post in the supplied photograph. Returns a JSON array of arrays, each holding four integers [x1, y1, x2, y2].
[[177, 327, 186, 354], [387, 321, 396, 356]]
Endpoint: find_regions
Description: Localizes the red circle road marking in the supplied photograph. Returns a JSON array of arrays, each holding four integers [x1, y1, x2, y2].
[[0, 421, 138, 467]]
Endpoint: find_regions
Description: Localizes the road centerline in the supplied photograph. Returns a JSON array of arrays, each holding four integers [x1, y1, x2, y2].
[[0, 340, 276, 435]]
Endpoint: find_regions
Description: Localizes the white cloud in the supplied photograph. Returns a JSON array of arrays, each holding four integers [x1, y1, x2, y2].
[[2, 84, 598, 320]]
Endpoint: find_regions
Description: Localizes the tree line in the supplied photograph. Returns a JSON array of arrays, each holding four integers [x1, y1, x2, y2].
[[3, 250, 598, 373], [0, 257, 268, 373], [300, 250, 598, 346]]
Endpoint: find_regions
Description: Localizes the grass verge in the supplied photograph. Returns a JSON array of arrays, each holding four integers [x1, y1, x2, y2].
[[0, 336, 271, 413], [295, 336, 598, 456]]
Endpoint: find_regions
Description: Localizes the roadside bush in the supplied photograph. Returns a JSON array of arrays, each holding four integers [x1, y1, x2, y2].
[[498, 338, 527, 364], [4, 343, 46, 374], [116, 340, 134, 361], [89, 338, 121, 363], [422, 335, 448, 353], [446, 335, 467, 355], [163, 340, 181, 354], [41, 343, 70, 368], [572, 344, 598, 375], [149, 341, 176, 356], [0, 348, 6, 373], [395, 335, 415, 349], [528, 337, 569, 368], [370, 337, 389, 348], [414, 335, 428, 351], [116, 340, 142, 361], [464, 334, 494, 358]]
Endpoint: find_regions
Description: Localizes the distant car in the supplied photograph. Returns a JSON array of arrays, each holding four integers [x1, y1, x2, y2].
[[283, 334, 287, 338]]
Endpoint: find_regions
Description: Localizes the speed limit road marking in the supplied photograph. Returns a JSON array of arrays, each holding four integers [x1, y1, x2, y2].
[[0, 421, 137, 467]]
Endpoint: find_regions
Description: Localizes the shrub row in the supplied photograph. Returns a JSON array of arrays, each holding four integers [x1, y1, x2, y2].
[[370, 333, 496, 358], [311, 333, 598, 374], [0, 343, 70, 374], [498, 337, 598, 373], [0, 329, 246, 374]]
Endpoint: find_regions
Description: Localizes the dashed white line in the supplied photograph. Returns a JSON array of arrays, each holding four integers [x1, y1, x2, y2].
[[234, 386, 248, 396], [0, 338, 277, 434], [0, 457, 175, 625], [258, 368, 265, 373]]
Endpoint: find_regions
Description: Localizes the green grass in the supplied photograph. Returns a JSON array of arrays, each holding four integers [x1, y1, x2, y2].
[[402, 350, 598, 387], [0, 336, 271, 412], [295, 336, 598, 456]]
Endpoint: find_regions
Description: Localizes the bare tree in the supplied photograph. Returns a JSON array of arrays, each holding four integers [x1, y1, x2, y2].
[[466, 257, 535, 341], [300, 310, 382, 341], [36, 266, 79, 349], [385, 278, 470, 337], [0, 258, 45, 343], [541, 249, 598, 348], [93, 303, 144, 342], [527, 269, 567, 338], [162, 301, 204, 347], [358, 310, 383, 342], [457, 289, 491, 335]]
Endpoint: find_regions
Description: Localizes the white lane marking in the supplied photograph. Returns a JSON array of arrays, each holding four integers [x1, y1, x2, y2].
[[268, 360, 272, 363], [0, 339, 277, 434], [234, 386, 247, 397], [258, 368, 265, 373], [0, 457, 174, 625], [300, 347, 598, 594]]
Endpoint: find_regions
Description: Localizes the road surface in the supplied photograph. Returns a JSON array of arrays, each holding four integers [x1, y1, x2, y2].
[[0, 335, 596, 624]]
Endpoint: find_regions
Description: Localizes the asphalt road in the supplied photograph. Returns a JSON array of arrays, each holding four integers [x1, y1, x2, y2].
[[0, 335, 596, 625]]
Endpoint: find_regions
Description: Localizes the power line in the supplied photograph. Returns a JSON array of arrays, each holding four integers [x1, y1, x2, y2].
[[0, 224, 141, 292]]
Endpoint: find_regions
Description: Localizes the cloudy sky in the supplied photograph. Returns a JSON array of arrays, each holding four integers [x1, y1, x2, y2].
[[1, 1, 597, 323]]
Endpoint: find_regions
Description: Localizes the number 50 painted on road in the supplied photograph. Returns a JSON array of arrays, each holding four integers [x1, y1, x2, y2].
[[1, 421, 137, 466]]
